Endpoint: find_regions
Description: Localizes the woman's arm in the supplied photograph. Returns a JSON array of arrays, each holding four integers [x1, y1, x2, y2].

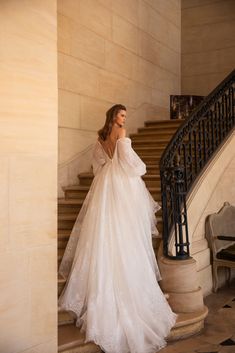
[[117, 137, 146, 177]]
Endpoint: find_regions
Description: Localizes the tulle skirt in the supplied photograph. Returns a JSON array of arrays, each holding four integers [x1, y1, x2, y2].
[[58, 161, 178, 353]]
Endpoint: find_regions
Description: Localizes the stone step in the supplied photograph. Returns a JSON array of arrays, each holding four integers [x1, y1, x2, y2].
[[58, 324, 102, 353], [133, 146, 165, 152], [144, 119, 183, 128], [58, 229, 71, 249], [58, 213, 79, 230], [59, 213, 79, 221], [58, 198, 84, 214], [131, 137, 171, 146], [59, 204, 83, 215], [58, 229, 71, 238], [58, 310, 75, 326], [132, 137, 170, 146], [64, 185, 90, 199], [143, 174, 161, 187], [167, 305, 209, 341], [133, 146, 165, 156], [77, 172, 94, 186], [59, 198, 84, 206], [137, 125, 179, 134], [132, 133, 174, 140], [140, 155, 161, 164]]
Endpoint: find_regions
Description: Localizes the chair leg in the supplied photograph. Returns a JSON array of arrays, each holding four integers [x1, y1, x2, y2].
[[212, 262, 219, 292]]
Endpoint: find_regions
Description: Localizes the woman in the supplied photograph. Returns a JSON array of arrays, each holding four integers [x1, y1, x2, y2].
[[58, 104, 178, 353]]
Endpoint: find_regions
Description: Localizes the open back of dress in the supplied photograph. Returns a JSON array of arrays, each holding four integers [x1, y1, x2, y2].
[[98, 136, 118, 160]]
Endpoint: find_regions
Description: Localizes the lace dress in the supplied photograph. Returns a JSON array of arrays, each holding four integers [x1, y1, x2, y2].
[[58, 137, 178, 353]]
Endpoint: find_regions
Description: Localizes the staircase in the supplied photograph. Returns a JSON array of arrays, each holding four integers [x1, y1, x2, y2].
[[58, 119, 183, 352]]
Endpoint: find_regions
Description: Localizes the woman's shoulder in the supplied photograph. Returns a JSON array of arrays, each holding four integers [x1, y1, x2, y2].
[[117, 127, 126, 139], [117, 136, 131, 144]]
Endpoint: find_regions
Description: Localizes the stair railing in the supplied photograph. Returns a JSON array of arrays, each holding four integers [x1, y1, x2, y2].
[[160, 69, 235, 259]]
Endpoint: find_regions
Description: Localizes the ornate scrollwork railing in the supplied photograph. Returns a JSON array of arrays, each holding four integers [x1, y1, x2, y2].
[[160, 69, 235, 259]]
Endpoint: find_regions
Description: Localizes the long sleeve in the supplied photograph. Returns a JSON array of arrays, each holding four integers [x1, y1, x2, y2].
[[117, 137, 146, 177], [91, 141, 106, 176]]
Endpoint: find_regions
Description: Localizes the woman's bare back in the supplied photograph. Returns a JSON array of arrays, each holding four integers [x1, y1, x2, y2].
[[98, 126, 126, 159]]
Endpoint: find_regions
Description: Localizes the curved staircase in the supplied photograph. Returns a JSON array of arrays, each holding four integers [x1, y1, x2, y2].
[[58, 119, 185, 352]]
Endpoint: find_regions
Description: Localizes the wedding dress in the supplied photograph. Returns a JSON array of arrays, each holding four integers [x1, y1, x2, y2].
[[58, 137, 178, 353]]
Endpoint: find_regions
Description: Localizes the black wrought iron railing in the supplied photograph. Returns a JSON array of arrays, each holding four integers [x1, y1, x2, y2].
[[160, 69, 235, 260]]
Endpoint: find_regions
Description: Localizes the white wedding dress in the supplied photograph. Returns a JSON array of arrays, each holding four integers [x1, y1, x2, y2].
[[58, 137, 178, 353]]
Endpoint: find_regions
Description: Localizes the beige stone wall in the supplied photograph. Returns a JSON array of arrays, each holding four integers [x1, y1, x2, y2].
[[58, 0, 181, 164], [181, 0, 235, 95], [0, 1, 57, 352]]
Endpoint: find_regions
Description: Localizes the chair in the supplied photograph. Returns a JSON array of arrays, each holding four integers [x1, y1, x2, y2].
[[205, 202, 235, 292]]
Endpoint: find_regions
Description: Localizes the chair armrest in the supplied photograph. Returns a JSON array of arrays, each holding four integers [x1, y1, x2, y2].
[[216, 235, 235, 241]]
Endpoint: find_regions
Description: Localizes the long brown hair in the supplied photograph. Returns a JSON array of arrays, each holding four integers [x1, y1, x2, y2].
[[98, 104, 126, 141]]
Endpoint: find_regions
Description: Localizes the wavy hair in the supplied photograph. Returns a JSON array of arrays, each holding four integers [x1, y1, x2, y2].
[[98, 104, 126, 141]]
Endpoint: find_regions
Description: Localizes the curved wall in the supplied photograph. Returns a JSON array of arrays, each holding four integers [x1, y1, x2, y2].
[[170, 131, 235, 296]]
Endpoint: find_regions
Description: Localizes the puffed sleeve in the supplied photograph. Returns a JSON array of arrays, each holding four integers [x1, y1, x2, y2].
[[91, 141, 106, 176], [117, 137, 147, 176]]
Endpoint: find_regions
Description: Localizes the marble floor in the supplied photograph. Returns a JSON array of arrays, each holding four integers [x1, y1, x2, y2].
[[161, 280, 235, 353]]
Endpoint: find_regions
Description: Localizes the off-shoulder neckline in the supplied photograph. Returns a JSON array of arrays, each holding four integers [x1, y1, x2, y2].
[[97, 137, 131, 160]]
